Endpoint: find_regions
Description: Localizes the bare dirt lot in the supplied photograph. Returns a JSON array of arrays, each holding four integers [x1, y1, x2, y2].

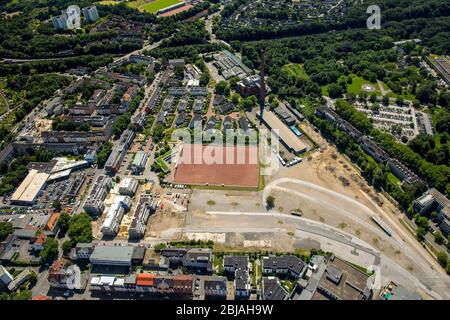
[[173, 144, 260, 187], [181, 121, 430, 271]]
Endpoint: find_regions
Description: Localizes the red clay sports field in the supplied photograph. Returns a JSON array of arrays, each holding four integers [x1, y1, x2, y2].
[[172, 144, 259, 188]]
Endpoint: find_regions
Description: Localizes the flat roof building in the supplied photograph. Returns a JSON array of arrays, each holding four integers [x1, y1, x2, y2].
[[257, 111, 307, 155], [119, 178, 139, 197], [128, 196, 152, 239], [11, 169, 49, 205], [83, 175, 112, 216], [131, 151, 148, 174], [414, 188, 450, 235], [311, 256, 372, 300], [90, 245, 134, 267], [101, 195, 131, 236]]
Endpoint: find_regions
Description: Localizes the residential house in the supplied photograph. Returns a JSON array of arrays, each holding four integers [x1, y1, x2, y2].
[[262, 255, 306, 279], [262, 277, 288, 300]]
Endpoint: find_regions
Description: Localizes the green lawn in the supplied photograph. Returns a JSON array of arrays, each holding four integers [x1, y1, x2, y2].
[[141, 0, 182, 13], [280, 279, 296, 293], [387, 172, 401, 186], [387, 88, 416, 101], [156, 149, 172, 172], [346, 75, 381, 96], [322, 74, 382, 97], [96, 0, 181, 13], [96, 0, 121, 5], [282, 63, 310, 80]]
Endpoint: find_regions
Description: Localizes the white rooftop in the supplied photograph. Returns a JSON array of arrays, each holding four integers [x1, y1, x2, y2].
[[11, 169, 49, 204]]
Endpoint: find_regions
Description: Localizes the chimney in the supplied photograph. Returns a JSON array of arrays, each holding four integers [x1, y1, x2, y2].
[[259, 49, 266, 103], [259, 49, 266, 123]]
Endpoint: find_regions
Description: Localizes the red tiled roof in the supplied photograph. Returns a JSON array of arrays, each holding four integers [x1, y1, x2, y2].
[[32, 295, 50, 300], [45, 213, 60, 231], [49, 259, 65, 273], [136, 273, 155, 287], [122, 93, 131, 102], [34, 233, 47, 245]]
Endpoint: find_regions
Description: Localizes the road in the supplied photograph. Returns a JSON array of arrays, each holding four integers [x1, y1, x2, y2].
[[260, 178, 450, 299], [204, 5, 231, 48], [112, 39, 165, 65], [177, 211, 450, 299]]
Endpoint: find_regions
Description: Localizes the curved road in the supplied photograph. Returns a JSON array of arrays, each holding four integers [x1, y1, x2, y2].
[[261, 177, 450, 298]]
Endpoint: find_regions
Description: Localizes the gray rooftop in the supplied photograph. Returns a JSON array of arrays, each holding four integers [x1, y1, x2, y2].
[[90, 246, 134, 263]]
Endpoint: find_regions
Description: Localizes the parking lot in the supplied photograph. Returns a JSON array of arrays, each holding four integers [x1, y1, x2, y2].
[[355, 103, 419, 141]]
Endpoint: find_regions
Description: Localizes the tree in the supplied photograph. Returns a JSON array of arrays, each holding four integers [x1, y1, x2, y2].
[[152, 124, 165, 144], [11, 290, 32, 300], [28, 271, 37, 287], [396, 97, 404, 106], [416, 227, 427, 241], [58, 212, 71, 232], [215, 81, 229, 95], [174, 64, 184, 79], [231, 93, 240, 105], [328, 83, 344, 99], [154, 243, 167, 252], [0, 222, 13, 241], [62, 240, 73, 254], [437, 251, 448, 268], [52, 200, 61, 212], [200, 72, 210, 86], [382, 95, 390, 106], [416, 85, 433, 104], [434, 231, 444, 244], [40, 238, 59, 263], [415, 216, 428, 229], [68, 213, 93, 245], [372, 102, 381, 112], [266, 195, 275, 209], [242, 96, 257, 110]]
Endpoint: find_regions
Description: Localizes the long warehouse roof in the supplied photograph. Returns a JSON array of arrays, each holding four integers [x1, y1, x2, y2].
[[11, 169, 49, 204]]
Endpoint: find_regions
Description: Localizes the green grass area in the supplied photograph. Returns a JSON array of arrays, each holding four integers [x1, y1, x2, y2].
[[141, 0, 182, 13], [387, 172, 401, 186], [344, 260, 374, 277], [346, 75, 381, 95], [96, 0, 181, 13], [214, 255, 224, 274], [126, 0, 147, 9], [96, 0, 121, 5], [322, 74, 383, 97], [280, 279, 296, 293], [282, 63, 310, 80], [251, 261, 257, 286], [155, 149, 172, 172], [387, 88, 416, 101]]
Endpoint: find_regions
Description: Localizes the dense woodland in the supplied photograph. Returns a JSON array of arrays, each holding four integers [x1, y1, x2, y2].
[[0, 1, 448, 214], [234, 15, 450, 198], [216, 0, 450, 51]]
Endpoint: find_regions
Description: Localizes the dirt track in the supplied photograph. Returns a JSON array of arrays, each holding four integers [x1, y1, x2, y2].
[[173, 144, 259, 187]]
